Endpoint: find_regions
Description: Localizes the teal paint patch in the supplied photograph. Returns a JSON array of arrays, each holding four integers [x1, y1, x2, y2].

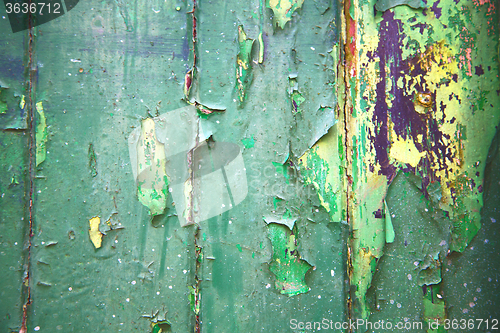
[[241, 136, 255, 149]]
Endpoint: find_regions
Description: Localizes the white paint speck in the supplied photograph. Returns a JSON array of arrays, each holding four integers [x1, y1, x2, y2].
[[34, 327, 40, 331], [407, 274, 412, 281], [310, 47, 315, 50], [318, 295, 321, 299], [131, 280, 136, 285], [126, 298, 130, 302], [115, 240, 118, 244], [169, 285, 173, 289], [157, 291, 160, 295], [266, 283, 271, 289], [68, 287, 72, 291], [152, 248, 155, 252], [183, 269, 188, 274], [331, 270, 335, 277]]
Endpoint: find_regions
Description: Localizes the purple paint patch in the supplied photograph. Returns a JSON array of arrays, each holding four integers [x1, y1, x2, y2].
[[431, 0, 442, 18], [371, 11, 457, 186], [475, 65, 484, 76]]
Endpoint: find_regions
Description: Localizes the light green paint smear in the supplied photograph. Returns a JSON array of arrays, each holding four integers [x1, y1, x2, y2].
[[384, 200, 395, 243], [266, 0, 304, 29], [35, 101, 48, 167], [267, 223, 311, 296], [241, 136, 255, 149], [236, 26, 254, 104]]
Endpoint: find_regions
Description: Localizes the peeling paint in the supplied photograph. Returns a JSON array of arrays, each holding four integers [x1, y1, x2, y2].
[[375, 0, 425, 12], [236, 26, 254, 104], [342, 0, 500, 324], [267, 223, 312, 296], [35, 101, 47, 167], [88, 216, 103, 249], [135, 118, 169, 216], [267, 0, 305, 29]]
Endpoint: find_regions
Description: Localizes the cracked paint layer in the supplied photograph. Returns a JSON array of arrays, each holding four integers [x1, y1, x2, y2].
[[267, 0, 305, 29], [35, 101, 47, 167], [236, 25, 254, 105]]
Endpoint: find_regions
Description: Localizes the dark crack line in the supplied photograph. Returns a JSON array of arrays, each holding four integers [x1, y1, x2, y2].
[[21, 4, 36, 332]]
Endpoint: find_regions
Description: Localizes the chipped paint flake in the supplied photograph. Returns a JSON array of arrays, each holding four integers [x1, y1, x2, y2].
[[236, 26, 254, 104], [35, 101, 48, 167], [89, 216, 103, 249]]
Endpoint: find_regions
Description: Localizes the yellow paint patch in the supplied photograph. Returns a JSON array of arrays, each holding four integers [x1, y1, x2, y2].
[[390, 135, 425, 167], [89, 216, 103, 249]]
